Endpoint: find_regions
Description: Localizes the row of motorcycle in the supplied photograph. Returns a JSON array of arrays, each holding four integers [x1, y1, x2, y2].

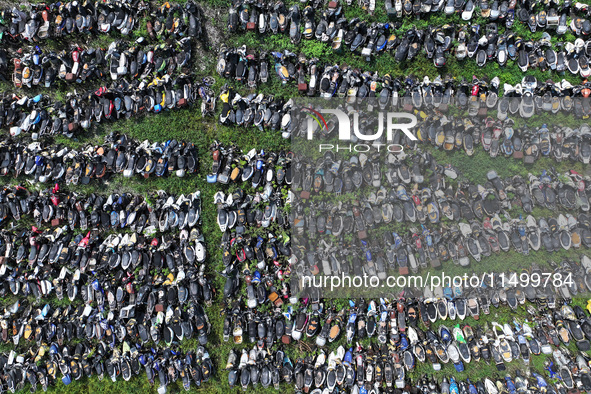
[[293, 205, 591, 275], [217, 45, 591, 110], [4, 38, 194, 89], [229, 0, 591, 34], [218, 78, 591, 147], [0, 0, 203, 43], [293, 150, 590, 214], [0, 340, 214, 393], [0, 75, 216, 138], [215, 104, 591, 171], [415, 118, 591, 164], [227, 0, 591, 69], [1, 65, 589, 142], [0, 134, 200, 184]]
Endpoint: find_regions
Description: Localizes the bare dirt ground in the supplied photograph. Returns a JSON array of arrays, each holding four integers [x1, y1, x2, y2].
[[195, 4, 227, 72]]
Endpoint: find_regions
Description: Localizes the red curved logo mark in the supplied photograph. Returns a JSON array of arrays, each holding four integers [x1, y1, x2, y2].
[[302, 108, 328, 131]]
